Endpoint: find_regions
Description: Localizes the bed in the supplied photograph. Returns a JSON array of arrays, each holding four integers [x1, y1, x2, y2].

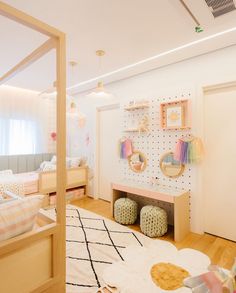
[[0, 2, 67, 292], [38, 166, 88, 195], [0, 168, 88, 195], [0, 171, 38, 196], [0, 191, 58, 293], [0, 153, 53, 195], [0, 209, 57, 293]]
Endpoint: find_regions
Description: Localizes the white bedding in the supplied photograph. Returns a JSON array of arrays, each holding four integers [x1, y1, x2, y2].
[[15, 172, 39, 194], [0, 172, 39, 196], [0, 175, 25, 196]]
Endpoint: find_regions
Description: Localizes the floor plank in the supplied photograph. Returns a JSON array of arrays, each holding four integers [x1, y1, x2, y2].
[[73, 197, 236, 269]]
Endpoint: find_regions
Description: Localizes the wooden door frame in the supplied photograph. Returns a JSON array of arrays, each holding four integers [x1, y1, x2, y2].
[[195, 77, 236, 235], [94, 103, 120, 200]]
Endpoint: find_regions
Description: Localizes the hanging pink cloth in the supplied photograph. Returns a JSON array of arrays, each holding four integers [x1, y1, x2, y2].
[[124, 139, 133, 158], [119, 138, 133, 159], [174, 139, 182, 162]]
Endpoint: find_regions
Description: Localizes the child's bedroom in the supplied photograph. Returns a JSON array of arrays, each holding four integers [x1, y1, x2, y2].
[[0, 1, 236, 292]]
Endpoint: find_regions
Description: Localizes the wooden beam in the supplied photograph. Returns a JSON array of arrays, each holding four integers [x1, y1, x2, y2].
[[0, 38, 56, 85], [0, 2, 67, 292], [55, 32, 66, 292], [0, 1, 63, 38]]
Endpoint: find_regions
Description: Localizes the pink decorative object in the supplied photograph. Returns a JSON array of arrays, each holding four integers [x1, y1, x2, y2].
[[50, 132, 57, 141], [119, 138, 133, 159]]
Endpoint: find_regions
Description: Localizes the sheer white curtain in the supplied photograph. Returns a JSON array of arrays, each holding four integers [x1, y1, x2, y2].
[[0, 86, 50, 155]]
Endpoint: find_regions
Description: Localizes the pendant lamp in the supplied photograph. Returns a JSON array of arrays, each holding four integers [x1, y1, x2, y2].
[[87, 50, 113, 97]]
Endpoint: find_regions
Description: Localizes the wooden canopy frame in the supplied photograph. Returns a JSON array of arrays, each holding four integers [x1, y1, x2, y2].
[[0, 2, 66, 292]]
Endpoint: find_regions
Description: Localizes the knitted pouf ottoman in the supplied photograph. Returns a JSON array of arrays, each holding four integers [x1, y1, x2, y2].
[[140, 205, 167, 237], [114, 198, 138, 225]]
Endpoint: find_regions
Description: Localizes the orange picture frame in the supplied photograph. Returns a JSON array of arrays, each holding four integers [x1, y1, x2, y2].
[[160, 99, 191, 130]]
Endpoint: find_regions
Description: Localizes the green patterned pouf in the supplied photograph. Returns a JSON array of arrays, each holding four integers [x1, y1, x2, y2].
[[140, 205, 168, 237], [114, 198, 138, 225]]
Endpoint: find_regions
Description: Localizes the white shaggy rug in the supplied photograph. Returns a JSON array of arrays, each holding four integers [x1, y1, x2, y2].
[[43, 204, 151, 293]]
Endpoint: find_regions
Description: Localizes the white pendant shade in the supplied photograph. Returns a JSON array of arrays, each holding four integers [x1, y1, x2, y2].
[[86, 50, 114, 98], [86, 81, 115, 100]]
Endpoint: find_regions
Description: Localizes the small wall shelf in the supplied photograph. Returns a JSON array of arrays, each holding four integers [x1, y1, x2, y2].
[[124, 104, 149, 111], [160, 99, 191, 130], [124, 128, 149, 133], [163, 126, 191, 131]]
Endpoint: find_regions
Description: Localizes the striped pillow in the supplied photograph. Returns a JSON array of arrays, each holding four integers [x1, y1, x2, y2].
[[0, 195, 44, 241]]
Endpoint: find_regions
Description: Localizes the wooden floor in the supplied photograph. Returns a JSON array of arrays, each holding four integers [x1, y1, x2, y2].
[[73, 197, 236, 270]]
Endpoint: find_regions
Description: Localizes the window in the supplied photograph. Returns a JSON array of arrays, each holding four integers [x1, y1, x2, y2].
[[0, 118, 37, 155]]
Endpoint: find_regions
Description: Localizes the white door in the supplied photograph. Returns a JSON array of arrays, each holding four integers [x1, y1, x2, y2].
[[203, 84, 236, 241], [97, 107, 121, 201]]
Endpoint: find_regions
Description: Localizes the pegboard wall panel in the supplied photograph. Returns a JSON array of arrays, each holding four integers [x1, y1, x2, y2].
[[120, 91, 194, 223]]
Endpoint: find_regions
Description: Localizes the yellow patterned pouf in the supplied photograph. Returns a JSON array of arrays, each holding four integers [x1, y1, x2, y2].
[[114, 198, 138, 225], [140, 205, 167, 237]]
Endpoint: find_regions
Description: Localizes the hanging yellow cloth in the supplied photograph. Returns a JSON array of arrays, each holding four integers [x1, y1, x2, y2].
[[174, 136, 204, 164]]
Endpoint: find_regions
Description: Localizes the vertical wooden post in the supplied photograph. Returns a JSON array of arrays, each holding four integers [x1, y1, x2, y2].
[[55, 32, 66, 292], [0, 2, 67, 292]]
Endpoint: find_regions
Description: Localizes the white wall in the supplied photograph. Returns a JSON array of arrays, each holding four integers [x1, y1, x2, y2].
[[74, 44, 236, 234]]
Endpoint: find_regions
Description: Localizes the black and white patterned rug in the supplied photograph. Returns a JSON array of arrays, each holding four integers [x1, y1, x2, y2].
[[43, 205, 151, 293]]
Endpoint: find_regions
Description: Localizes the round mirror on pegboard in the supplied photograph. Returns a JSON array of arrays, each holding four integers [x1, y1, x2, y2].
[[160, 152, 185, 178], [128, 151, 147, 173]]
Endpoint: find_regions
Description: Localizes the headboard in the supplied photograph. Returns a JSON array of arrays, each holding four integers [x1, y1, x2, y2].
[[0, 153, 54, 174]]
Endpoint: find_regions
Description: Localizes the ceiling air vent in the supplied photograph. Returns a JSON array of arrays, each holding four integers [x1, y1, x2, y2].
[[205, 0, 236, 17]]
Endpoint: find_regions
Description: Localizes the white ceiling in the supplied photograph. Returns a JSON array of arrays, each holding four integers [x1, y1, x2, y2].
[[1, 0, 236, 94]]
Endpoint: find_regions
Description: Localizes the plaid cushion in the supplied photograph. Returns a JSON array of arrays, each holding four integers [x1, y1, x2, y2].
[[0, 194, 44, 241]]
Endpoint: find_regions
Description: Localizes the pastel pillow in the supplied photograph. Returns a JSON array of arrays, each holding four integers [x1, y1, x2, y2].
[[70, 157, 81, 168], [0, 194, 44, 241], [50, 155, 57, 164], [0, 170, 13, 176], [51, 156, 70, 167], [50, 156, 79, 168], [39, 161, 50, 170], [42, 162, 56, 172]]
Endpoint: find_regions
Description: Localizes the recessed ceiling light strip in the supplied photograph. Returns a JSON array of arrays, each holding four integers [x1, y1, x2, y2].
[[68, 26, 236, 92]]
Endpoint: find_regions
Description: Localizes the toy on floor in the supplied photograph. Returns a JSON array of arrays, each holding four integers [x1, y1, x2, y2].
[[184, 258, 236, 293]]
